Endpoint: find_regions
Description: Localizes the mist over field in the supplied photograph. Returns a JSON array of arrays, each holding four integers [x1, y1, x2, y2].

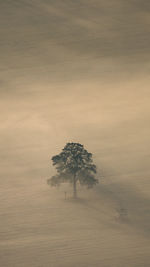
[[0, 0, 150, 266]]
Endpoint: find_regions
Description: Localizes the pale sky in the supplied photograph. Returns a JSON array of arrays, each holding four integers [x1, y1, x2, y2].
[[0, 0, 150, 192]]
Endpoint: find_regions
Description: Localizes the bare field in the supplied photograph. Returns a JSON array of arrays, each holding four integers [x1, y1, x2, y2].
[[0, 176, 150, 267]]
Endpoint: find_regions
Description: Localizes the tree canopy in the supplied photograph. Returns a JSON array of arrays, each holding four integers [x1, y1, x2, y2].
[[47, 142, 98, 198]]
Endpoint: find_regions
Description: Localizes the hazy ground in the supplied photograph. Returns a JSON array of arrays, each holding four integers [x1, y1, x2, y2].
[[0, 176, 150, 267], [0, 0, 150, 266]]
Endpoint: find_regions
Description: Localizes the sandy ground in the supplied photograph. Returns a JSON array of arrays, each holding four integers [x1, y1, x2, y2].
[[0, 176, 150, 267]]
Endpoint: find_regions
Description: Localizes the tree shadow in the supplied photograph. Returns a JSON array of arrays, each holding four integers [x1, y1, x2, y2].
[[95, 180, 150, 236]]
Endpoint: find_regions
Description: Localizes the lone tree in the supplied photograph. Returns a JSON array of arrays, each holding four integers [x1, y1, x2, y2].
[[47, 142, 98, 198]]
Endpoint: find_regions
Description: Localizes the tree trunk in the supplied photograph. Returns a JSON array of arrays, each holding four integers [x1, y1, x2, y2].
[[73, 174, 77, 198]]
